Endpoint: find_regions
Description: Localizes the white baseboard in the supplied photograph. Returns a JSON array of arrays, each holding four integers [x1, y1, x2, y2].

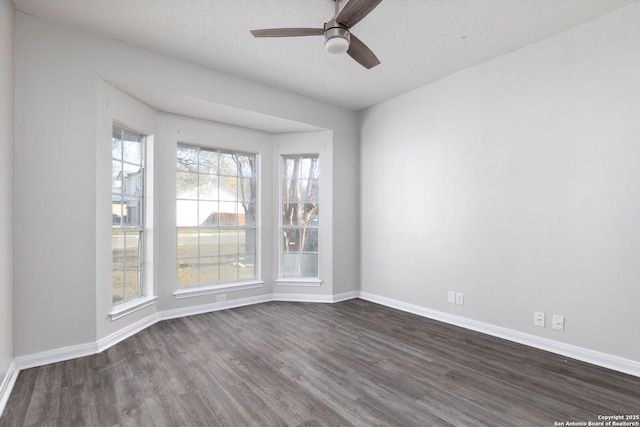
[[272, 292, 335, 303], [160, 294, 273, 321], [97, 312, 161, 353], [271, 290, 359, 303], [14, 341, 99, 371], [332, 290, 360, 302], [359, 291, 640, 378], [0, 361, 19, 417]]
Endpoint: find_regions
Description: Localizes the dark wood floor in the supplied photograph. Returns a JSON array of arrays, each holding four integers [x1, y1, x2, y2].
[[2, 299, 639, 426]]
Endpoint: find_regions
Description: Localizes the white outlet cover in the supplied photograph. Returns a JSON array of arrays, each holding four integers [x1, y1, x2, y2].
[[534, 312, 545, 327], [447, 291, 456, 304], [455, 292, 464, 306], [552, 314, 565, 331]]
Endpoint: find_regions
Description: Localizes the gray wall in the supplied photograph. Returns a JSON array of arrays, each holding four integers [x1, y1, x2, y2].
[[360, 4, 640, 362], [14, 12, 359, 356], [0, 0, 14, 382]]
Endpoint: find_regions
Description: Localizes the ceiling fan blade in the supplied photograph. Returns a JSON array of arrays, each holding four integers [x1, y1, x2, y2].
[[347, 33, 380, 69], [250, 28, 324, 38], [337, 0, 383, 29]]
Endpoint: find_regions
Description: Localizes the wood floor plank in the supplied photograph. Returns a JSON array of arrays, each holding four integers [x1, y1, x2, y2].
[[2, 299, 639, 426]]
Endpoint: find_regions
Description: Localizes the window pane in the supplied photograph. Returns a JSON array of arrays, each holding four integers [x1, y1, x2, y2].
[[177, 146, 198, 171], [124, 265, 142, 299], [239, 254, 255, 281], [177, 172, 198, 199], [177, 229, 199, 258], [219, 176, 238, 199], [302, 229, 319, 252], [301, 158, 319, 179], [112, 201, 123, 226], [122, 163, 143, 196], [219, 229, 238, 255], [199, 201, 218, 226], [112, 232, 125, 268], [283, 229, 301, 252], [199, 149, 218, 174], [237, 154, 254, 178], [239, 178, 255, 202], [236, 203, 247, 226], [200, 230, 219, 257], [239, 229, 255, 254], [219, 153, 238, 176], [177, 261, 198, 288], [300, 254, 318, 277], [122, 197, 143, 227], [218, 202, 237, 226], [124, 232, 141, 266], [220, 255, 238, 283], [112, 134, 122, 159], [199, 174, 218, 200], [243, 202, 256, 226], [199, 257, 219, 285], [123, 139, 141, 164], [177, 200, 198, 227], [282, 179, 297, 202], [112, 160, 122, 193], [282, 253, 300, 278], [283, 157, 296, 179], [112, 269, 125, 304], [303, 179, 319, 202]]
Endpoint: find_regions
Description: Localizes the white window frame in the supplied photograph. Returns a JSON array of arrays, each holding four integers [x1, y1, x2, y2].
[[111, 123, 146, 306], [174, 144, 262, 298], [279, 154, 321, 282]]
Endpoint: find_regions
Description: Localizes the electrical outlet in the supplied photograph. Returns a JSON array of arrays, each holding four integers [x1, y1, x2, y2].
[[447, 291, 456, 304], [552, 315, 565, 331], [534, 312, 545, 327], [216, 293, 227, 302], [455, 292, 464, 306]]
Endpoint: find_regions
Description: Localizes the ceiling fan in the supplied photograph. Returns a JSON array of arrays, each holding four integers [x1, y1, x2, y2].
[[250, 0, 382, 69]]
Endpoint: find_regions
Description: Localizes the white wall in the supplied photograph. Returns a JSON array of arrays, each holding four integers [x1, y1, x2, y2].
[[0, 0, 14, 382], [360, 4, 640, 362], [14, 12, 359, 356]]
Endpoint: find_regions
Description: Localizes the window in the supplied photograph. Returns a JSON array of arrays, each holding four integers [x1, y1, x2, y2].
[[280, 155, 319, 278], [112, 124, 145, 304], [176, 145, 257, 288]]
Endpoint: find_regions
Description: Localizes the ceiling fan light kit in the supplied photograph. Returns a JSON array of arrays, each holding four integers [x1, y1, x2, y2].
[[324, 20, 350, 54], [250, 0, 382, 69]]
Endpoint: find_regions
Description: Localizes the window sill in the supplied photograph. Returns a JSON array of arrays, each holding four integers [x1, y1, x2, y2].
[[109, 295, 158, 321], [275, 278, 323, 287], [173, 280, 264, 300]]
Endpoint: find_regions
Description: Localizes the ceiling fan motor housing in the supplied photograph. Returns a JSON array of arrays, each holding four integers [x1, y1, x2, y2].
[[324, 19, 350, 53]]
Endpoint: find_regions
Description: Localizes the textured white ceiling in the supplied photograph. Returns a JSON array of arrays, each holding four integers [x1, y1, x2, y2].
[[13, 0, 640, 111]]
